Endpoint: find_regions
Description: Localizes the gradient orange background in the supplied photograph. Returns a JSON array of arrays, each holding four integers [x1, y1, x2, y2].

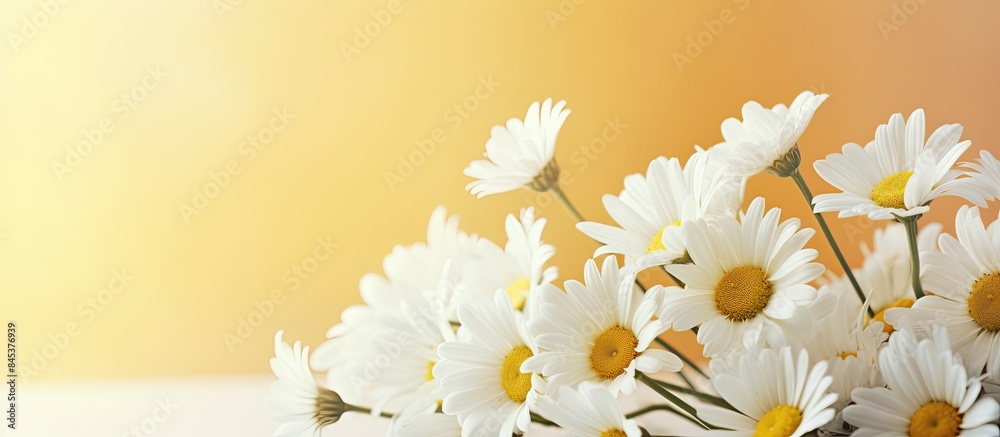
[[2, 0, 999, 381]]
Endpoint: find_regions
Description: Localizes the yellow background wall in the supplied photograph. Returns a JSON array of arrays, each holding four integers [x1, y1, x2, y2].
[[2, 0, 999, 380]]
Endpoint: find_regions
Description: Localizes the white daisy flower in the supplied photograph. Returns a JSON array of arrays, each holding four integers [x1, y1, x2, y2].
[[535, 382, 643, 437], [794, 279, 886, 434], [312, 262, 457, 414], [464, 99, 571, 197], [858, 222, 942, 333], [269, 331, 344, 437], [576, 148, 743, 267], [662, 197, 825, 357], [812, 109, 988, 221], [459, 207, 557, 316], [698, 347, 838, 437], [435, 290, 545, 436], [887, 206, 1000, 375], [380, 207, 481, 308], [843, 327, 1000, 436], [956, 150, 1000, 203], [714, 90, 828, 177], [523, 256, 682, 396]]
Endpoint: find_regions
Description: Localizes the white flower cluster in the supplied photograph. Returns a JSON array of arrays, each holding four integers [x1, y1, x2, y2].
[[267, 93, 1000, 436]]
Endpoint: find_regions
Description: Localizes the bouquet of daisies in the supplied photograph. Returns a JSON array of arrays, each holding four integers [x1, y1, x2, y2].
[[267, 94, 1000, 436]]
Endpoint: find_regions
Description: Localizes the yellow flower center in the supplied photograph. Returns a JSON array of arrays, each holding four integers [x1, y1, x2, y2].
[[836, 351, 858, 360], [505, 277, 532, 311], [715, 266, 773, 322], [426, 361, 436, 381], [600, 429, 628, 437], [909, 401, 961, 437], [647, 220, 681, 253], [500, 346, 534, 403], [590, 326, 638, 379], [871, 170, 914, 209], [872, 298, 915, 334], [754, 405, 803, 437], [969, 272, 1000, 332]]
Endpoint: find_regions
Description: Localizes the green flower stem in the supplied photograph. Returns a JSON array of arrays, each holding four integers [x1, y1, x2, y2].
[[900, 216, 925, 299], [626, 404, 705, 430], [790, 170, 874, 317], [662, 266, 686, 288], [345, 404, 395, 419], [675, 367, 696, 390], [548, 184, 585, 222], [529, 412, 557, 427], [637, 372, 711, 430], [625, 403, 682, 419], [654, 337, 708, 380], [645, 378, 732, 410]]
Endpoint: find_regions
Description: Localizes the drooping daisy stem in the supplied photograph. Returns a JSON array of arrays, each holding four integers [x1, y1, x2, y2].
[[789, 169, 873, 317], [637, 372, 712, 430], [547, 183, 585, 222], [899, 216, 925, 300]]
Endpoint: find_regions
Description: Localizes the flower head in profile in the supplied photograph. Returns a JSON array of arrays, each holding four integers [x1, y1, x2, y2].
[[887, 206, 1000, 375], [523, 256, 681, 396], [269, 331, 345, 437], [464, 99, 570, 197], [434, 291, 545, 436], [577, 148, 743, 268], [699, 347, 838, 437], [715, 90, 828, 177], [535, 382, 643, 437], [843, 328, 1000, 436], [662, 197, 825, 357], [813, 109, 989, 221]]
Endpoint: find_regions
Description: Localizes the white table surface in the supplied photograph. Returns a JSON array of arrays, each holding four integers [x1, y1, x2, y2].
[[8, 375, 701, 436]]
